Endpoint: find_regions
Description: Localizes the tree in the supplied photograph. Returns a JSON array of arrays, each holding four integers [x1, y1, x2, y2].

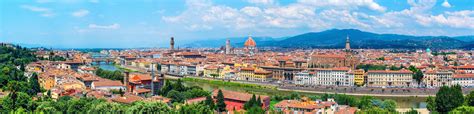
[[413, 70, 424, 84], [2, 92, 31, 111], [244, 94, 257, 110], [435, 85, 464, 113], [127, 101, 170, 113], [450, 106, 474, 113], [466, 91, 474, 106], [381, 100, 397, 112], [204, 95, 215, 110], [167, 90, 185, 103], [426, 96, 436, 112], [246, 106, 264, 114], [173, 79, 186, 92], [216, 89, 227, 112], [28, 73, 42, 96], [358, 96, 374, 110]]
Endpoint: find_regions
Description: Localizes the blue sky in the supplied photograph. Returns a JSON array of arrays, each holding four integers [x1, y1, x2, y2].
[[0, 0, 473, 48]]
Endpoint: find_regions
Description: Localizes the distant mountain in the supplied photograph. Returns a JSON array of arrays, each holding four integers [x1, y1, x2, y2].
[[184, 29, 474, 49]]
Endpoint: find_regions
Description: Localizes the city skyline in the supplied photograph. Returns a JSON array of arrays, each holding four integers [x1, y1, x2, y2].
[[1, 0, 474, 48]]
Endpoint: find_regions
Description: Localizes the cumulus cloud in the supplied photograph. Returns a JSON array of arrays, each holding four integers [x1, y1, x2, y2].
[[88, 23, 120, 29], [20, 5, 55, 17], [247, 0, 274, 5], [71, 9, 89, 17], [442, 0, 451, 8], [162, 0, 474, 36]]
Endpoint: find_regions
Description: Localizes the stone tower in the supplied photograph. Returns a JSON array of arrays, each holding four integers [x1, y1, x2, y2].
[[345, 35, 350, 51], [170, 37, 175, 51], [225, 39, 231, 54]]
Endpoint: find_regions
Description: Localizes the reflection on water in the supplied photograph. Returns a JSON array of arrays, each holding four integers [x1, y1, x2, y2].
[[92, 62, 118, 71], [183, 81, 427, 108]]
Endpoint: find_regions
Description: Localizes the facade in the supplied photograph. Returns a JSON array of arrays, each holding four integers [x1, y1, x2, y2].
[[315, 67, 352, 86], [294, 71, 315, 86], [354, 69, 365, 86], [452, 74, 474, 87], [225, 39, 231, 54], [212, 90, 270, 111], [367, 69, 413, 87], [91, 80, 125, 91], [274, 97, 356, 114], [423, 70, 453, 88]]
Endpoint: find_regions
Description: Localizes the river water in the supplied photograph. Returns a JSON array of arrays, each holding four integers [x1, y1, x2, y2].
[[183, 81, 427, 108]]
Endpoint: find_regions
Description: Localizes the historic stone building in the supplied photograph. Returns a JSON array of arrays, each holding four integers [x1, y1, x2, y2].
[[244, 36, 257, 56], [308, 36, 358, 69]]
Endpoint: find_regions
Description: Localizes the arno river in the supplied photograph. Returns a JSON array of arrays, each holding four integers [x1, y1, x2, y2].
[[97, 63, 426, 108]]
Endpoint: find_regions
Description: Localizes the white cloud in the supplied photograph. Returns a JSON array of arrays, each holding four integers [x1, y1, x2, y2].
[[247, 0, 274, 5], [162, 0, 474, 36], [72, 9, 89, 17], [88, 23, 120, 29], [298, 0, 386, 12], [20, 5, 55, 17], [442, 0, 451, 8]]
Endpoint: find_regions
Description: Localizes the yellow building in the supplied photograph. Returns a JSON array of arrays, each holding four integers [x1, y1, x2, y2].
[[238, 67, 272, 82], [354, 69, 365, 86], [39, 75, 55, 90], [204, 65, 221, 78]]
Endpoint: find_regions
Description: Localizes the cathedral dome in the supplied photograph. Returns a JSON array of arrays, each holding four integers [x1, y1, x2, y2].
[[244, 36, 256, 47]]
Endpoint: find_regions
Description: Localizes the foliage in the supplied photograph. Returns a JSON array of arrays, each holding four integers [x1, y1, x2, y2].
[[95, 68, 124, 81], [159, 79, 210, 103], [244, 94, 262, 110], [2, 92, 32, 111], [167, 90, 185, 103], [435, 85, 464, 113], [204, 95, 215, 110], [466, 91, 474, 106], [450, 106, 474, 113], [179, 103, 213, 114], [216, 89, 227, 112], [426, 96, 436, 111]]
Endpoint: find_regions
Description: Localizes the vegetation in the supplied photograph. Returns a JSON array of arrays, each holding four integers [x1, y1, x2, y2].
[[182, 77, 275, 90], [356, 64, 404, 72], [159, 79, 210, 103], [431, 51, 456, 56], [216, 89, 226, 112], [408, 66, 423, 84], [433, 85, 464, 113], [95, 68, 124, 81]]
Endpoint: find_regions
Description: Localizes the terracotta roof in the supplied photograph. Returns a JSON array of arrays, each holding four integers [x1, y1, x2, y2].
[[367, 69, 412, 74], [93, 80, 123, 87], [212, 90, 269, 102], [111, 94, 143, 104], [453, 74, 474, 78], [244, 36, 256, 47], [274, 100, 325, 110], [134, 88, 151, 93], [186, 97, 206, 104]]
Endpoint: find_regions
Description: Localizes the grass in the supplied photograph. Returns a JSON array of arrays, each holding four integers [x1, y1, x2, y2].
[[182, 77, 276, 90]]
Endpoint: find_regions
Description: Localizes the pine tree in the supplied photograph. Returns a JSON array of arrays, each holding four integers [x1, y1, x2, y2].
[[244, 94, 256, 110], [216, 90, 226, 112], [256, 96, 262, 107], [204, 95, 215, 110]]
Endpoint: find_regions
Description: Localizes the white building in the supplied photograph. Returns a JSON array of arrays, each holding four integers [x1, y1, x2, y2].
[[91, 80, 125, 91], [315, 67, 352, 86], [294, 71, 316, 86], [423, 70, 453, 88], [367, 69, 413, 88], [452, 74, 474, 87]]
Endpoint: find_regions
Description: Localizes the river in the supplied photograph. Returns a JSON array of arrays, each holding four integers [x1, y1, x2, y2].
[[182, 80, 427, 108]]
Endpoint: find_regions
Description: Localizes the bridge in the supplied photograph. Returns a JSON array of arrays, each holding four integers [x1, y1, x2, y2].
[[90, 53, 115, 64]]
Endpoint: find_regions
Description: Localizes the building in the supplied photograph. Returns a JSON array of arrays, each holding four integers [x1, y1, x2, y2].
[[315, 67, 353, 86], [125, 72, 163, 95], [170, 37, 175, 51], [212, 90, 270, 111], [367, 69, 413, 87], [454, 65, 474, 73], [353, 69, 365, 86], [294, 71, 315, 86], [91, 80, 125, 91], [244, 36, 257, 56], [225, 39, 231, 54], [237, 67, 272, 82], [308, 36, 358, 69], [274, 97, 356, 114], [423, 70, 453, 88], [452, 74, 474, 87]]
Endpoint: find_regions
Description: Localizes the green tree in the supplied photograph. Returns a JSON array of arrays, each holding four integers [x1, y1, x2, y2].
[[216, 89, 227, 112], [381, 100, 397, 112], [28, 73, 42, 96], [426, 96, 436, 111], [127, 101, 170, 113], [167, 90, 185, 103], [204, 95, 215, 110], [246, 106, 264, 114], [435, 85, 464, 113], [450, 106, 474, 113], [2, 92, 31, 111], [244, 94, 257, 110], [466, 91, 474, 106], [358, 96, 374, 110]]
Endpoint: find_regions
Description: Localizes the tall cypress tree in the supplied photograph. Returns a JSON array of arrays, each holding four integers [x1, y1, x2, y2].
[[216, 90, 226, 112], [204, 95, 215, 110]]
